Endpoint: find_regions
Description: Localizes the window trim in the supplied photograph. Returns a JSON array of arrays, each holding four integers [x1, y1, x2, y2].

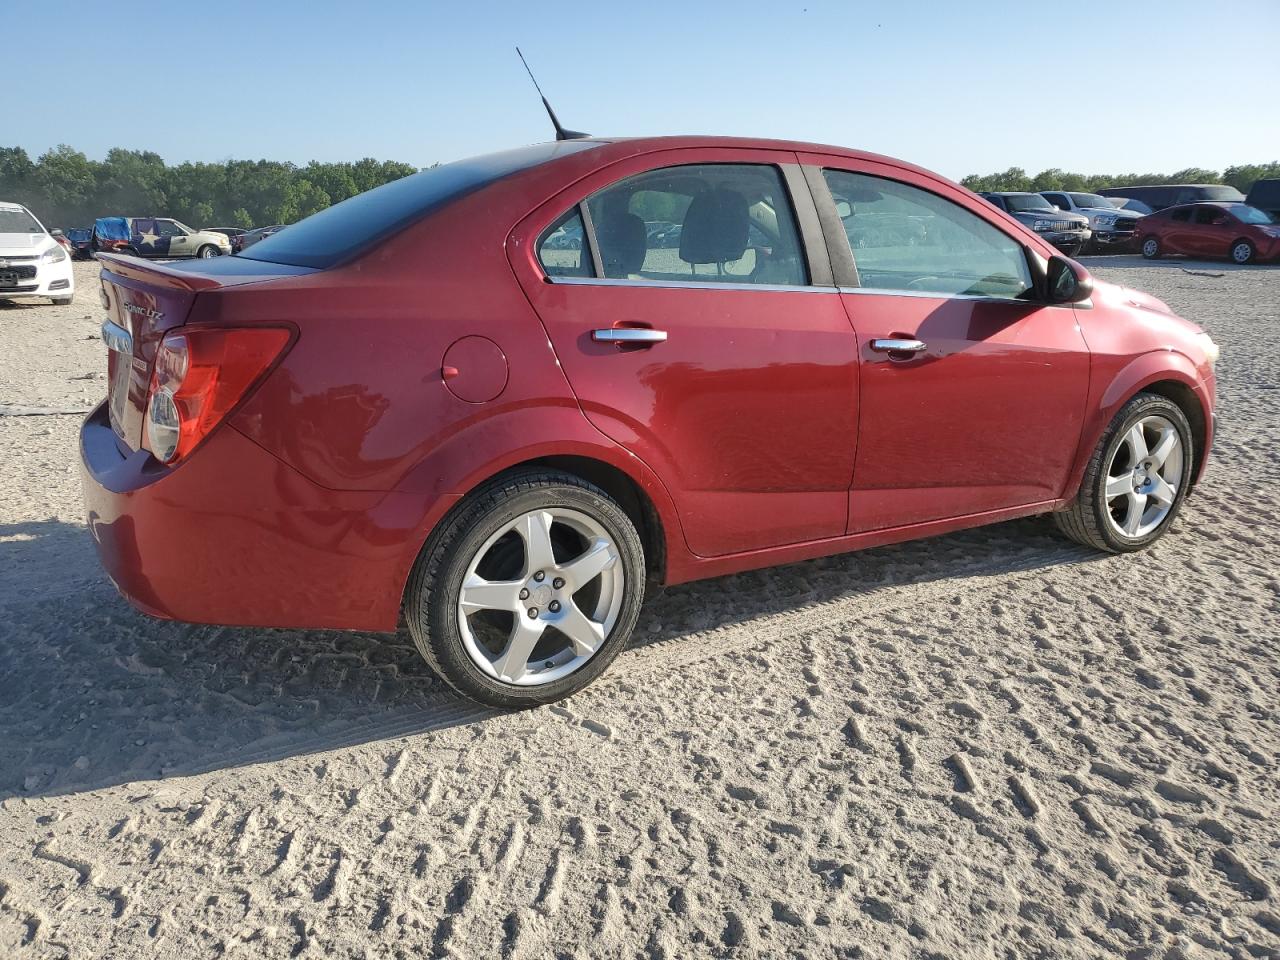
[[536, 161, 829, 291], [535, 204, 597, 279], [811, 166, 1038, 300]]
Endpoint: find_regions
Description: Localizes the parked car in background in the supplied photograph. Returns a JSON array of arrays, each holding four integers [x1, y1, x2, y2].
[[1244, 179, 1280, 220], [0, 201, 75, 305], [1138, 202, 1279, 264], [204, 227, 247, 242], [979, 192, 1091, 255], [81, 136, 1217, 709], [64, 227, 94, 259], [92, 217, 231, 259], [1107, 197, 1154, 216], [1040, 191, 1141, 250], [232, 224, 285, 253], [51, 230, 76, 257], [1097, 184, 1245, 212]]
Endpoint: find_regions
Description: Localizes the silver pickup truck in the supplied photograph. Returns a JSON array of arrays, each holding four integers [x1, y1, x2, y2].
[[1040, 191, 1141, 250]]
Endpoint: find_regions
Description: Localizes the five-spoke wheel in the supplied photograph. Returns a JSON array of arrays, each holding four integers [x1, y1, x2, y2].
[[1054, 393, 1194, 552], [406, 469, 645, 708]]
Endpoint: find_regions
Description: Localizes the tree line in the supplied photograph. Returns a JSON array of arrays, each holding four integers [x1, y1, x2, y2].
[[4, 143, 1277, 232], [960, 163, 1279, 195], [0, 145, 425, 230]]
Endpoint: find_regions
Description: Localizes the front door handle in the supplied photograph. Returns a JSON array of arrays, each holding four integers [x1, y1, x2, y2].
[[592, 328, 668, 344], [869, 338, 927, 354]]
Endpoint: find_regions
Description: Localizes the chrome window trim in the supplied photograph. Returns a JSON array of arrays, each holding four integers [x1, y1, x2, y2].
[[836, 286, 1039, 305], [546, 275, 838, 294]]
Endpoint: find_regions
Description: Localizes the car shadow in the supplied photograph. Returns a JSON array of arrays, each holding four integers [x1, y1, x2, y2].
[[0, 516, 1097, 801]]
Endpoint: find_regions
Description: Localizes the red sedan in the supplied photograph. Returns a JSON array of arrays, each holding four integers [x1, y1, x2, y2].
[[1139, 201, 1280, 264], [81, 136, 1219, 707]]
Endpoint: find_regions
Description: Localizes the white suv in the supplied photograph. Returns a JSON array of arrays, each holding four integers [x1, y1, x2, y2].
[[0, 201, 75, 305]]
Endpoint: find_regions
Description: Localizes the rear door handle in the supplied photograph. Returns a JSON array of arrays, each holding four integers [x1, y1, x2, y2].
[[592, 328, 668, 344], [869, 338, 927, 354]]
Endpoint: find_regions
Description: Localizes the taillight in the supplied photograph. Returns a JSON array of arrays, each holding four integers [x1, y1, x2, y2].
[[143, 327, 291, 464]]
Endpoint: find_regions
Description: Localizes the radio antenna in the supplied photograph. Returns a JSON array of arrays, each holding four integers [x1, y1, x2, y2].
[[516, 47, 588, 141]]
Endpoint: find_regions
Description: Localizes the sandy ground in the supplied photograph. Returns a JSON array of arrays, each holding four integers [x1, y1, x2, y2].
[[0, 257, 1277, 959]]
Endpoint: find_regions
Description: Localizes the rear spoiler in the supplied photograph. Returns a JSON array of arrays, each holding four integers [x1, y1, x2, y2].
[[95, 252, 316, 292], [96, 253, 229, 292]]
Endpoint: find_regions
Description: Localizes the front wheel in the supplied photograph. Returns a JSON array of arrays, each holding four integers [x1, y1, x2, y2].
[[1141, 236, 1161, 259], [405, 469, 646, 708], [1053, 393, 1194, 552], [197, 244, 221, 259], [1230, 239, 1255, 265]]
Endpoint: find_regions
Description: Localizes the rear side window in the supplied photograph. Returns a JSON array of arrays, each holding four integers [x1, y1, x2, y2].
[[1171, 208, 1191, 222], [537, 208, 592, 277], [583, 164, 808, 286], [241, 140, 602, 269], [823, 170, 1031, 300]]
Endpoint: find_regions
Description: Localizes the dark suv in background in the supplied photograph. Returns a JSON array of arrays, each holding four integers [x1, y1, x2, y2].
[[1244, 179, 1280, 220], [979, 192, 1091, 256], [1097, 184, 1245, 212]]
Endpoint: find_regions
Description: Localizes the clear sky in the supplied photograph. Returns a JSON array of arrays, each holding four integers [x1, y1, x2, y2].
[[18, 0, 1280, 180]]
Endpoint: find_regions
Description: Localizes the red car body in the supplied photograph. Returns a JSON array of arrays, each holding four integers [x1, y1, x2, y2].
[[80, 136, 1217, 632], [1138, 201, 1280, 263]]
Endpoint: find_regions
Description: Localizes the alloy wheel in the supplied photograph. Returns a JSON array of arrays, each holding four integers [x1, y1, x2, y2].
[[457, 507, 624, 686], [1103, 414, 1184, 539]]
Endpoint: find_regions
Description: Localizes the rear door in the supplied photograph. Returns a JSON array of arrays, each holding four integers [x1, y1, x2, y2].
[[802, 155, 1090, 532], [509, 149, 859, 558]]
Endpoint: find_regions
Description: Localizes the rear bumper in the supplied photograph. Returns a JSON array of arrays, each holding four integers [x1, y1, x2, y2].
[[79, 403, 456, 631]]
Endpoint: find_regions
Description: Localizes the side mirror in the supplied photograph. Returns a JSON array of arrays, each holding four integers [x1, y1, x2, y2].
[[1047, 255, 1094, 304]]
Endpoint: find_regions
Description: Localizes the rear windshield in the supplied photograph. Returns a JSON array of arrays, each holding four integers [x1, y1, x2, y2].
[[0, 207, 43, 234], [240, 140, 602, 269]]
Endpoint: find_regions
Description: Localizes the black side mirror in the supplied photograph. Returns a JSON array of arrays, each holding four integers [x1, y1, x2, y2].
[[1047, 255, 1094, 304]]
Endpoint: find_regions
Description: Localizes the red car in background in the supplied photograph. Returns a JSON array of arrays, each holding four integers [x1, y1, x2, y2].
[[1139, 202, 1280, 264], [80, 136, 1219, 708]]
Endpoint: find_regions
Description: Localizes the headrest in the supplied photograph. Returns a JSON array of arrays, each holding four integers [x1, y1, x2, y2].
[[597, 209, 647, 277], [680, 188, 749, 264]]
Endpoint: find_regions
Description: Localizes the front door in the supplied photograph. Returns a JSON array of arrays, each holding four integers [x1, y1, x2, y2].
[[512, 154, 859, 558], [159, 220, 191, 257], [806, 160, 1091, 533]]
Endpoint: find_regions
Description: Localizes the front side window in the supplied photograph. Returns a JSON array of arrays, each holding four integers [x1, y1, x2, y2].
[[584, 164, 807, 286], [157, 220, 186, 237], [823, 170, 1032, 299], [537, 207, 592, 277], [1171, 208, 1191, 222]]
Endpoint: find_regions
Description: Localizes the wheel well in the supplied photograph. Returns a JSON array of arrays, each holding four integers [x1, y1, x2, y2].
[[1141, 380, 1208, 485], [515, 455, 667, 584]]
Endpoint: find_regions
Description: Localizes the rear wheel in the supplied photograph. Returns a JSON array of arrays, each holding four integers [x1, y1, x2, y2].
[[1141, 236, 1161, 259], [406, 469, 646, 708], [1230, 239, 1255, 264], [1053, 393, 1193, 552]]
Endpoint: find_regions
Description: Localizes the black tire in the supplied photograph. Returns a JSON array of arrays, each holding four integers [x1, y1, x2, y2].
[[1053, 392, 1194, 553], [1140, 236, 1161, 259], [125, 246, 141, 257], [197, 244, 221, 259], [1229, 239, 1255, 265], [405, 468, 646, 708]]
